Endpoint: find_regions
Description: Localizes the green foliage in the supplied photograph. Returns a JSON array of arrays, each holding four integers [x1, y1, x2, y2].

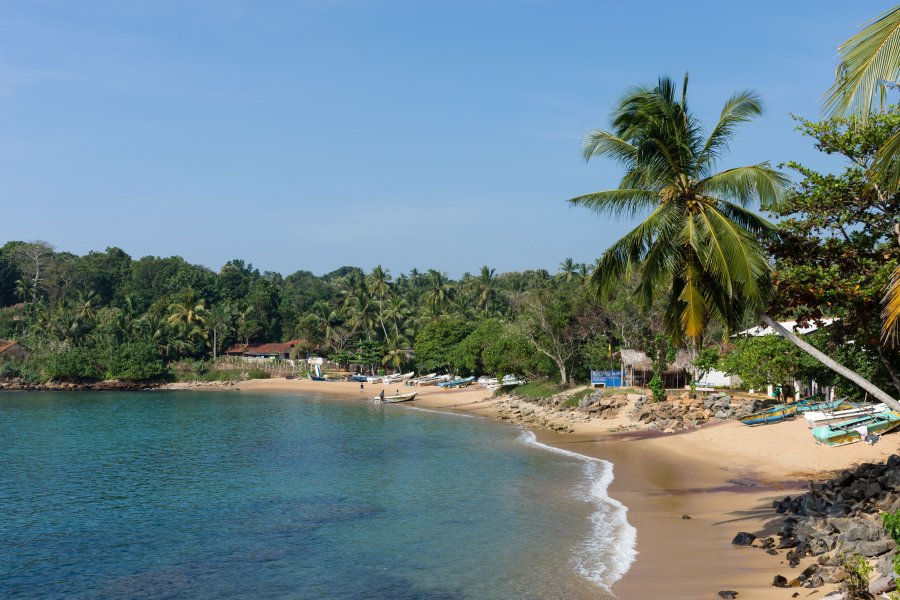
[[881, 511, 900, 575], [105, 342, 170, 381], [648, 335, 668, 402], [414, 318, 473, 372], [563, 388, 593, 407], [0, 361, 21, 379], [719, 336, 811, 391], [648, 374, 665, 403], [45, 348, 103, 381], [244, 369, 271, 380], [841, 553, 873, 599], [694, 347, 721, 378], [510, 380, 565, 400]]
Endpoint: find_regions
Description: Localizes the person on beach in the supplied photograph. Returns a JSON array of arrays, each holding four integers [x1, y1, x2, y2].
[[379, 390, 384, 401]]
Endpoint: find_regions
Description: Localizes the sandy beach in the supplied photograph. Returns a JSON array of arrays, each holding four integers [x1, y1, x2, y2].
[[200, 377, 900, 598]]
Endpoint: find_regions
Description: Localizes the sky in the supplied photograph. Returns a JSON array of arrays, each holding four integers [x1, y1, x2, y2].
[[0, 0, 889, 277]]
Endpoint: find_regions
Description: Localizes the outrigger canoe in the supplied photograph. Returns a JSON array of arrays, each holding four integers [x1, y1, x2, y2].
[[804, 403, 888, 428], [739, 397, 850, 426], [373, 392, 417, 404], [811, 411, 900, 447], [438, 376, 476, 389]]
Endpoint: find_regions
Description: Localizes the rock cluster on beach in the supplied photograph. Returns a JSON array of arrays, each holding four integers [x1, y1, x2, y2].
[[736, 456, 900, 593], [631, 392, 765, 432]]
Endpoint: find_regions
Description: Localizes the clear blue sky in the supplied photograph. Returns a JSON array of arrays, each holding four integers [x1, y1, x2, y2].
[[0, 0, 887, 277]]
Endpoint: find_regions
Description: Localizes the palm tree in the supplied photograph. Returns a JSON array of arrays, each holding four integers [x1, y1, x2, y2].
[[207, 301, 235, 360], [421, 270, 455, 319], [368, 265, 392, 300], [557, 258, 579, 284], [475, 266, 496, 312], [572, 74, 900, 408], [821, 5, 900, 340]]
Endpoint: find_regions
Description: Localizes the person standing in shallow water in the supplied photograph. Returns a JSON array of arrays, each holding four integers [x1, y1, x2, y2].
[[379, 390, 384, 401]]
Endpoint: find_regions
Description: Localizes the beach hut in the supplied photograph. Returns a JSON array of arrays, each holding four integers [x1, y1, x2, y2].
[[617, 349, 693, 389]]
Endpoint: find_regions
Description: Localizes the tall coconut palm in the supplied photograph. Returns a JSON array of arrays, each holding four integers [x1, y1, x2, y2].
[[557, 258, 580, 284], [475, 266, 497, 312], [572, 74, 900, 407], [421, 270, 455, 319], [821, 5, 900, 340]]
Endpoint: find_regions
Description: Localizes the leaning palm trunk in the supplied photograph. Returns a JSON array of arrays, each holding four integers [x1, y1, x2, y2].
[[760, 315, 900, 410]]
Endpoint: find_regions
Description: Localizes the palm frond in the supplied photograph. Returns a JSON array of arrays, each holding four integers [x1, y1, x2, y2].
[[679, 259, 709, 340], [699, 164, 790, 209], [699, 91, 764, 169], [822, 5, 900, 119], [871, 127, 900, 193], [567, 189, 660, 217], [884, 264, 900, 342], [582, 129, 638, 164]]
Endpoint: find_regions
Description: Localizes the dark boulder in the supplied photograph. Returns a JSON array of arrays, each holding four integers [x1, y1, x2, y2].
[[732, 532, 756, 546]]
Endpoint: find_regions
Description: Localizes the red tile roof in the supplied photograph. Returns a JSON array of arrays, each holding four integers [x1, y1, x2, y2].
[[0, 339, 20, 354]]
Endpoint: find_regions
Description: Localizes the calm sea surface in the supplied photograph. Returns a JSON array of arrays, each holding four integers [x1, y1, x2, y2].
[[0, 391, 632, 599]]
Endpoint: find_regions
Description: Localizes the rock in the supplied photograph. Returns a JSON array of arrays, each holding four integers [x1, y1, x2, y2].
[[854, 538, 894, 557], [821, 567, 848, 584], [772, 575, 788, 587], [759, 537, 775, 549], [681, 514, 691, 519], [732, 532, 756, 546], [787, 564, 819, 587], [835, 519, 884, 543], [718, 592, 738, 599], [777, 537, 800, 549]]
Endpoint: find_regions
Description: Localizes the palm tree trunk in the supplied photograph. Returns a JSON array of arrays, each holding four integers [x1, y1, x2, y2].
[[760, 315, 900, 410]]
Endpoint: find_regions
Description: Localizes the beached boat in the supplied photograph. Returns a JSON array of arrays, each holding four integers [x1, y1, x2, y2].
[[738, 397, 847, 426], [794, 397, 853, 414], [811, 411, 900, 446], [805, 403, 888, 428], [373, 392, 417, 404], [382, 371, 414, 384], [309, 375, 328, 382], [438, 376, 475, 389], [350, 375, 369, 382], [739, 404, 799, 426]]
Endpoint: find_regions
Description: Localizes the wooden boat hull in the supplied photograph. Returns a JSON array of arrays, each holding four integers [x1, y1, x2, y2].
[[811, 411, 900, 447], [374, 393, 417, 404], [739, 404, 798, 426]]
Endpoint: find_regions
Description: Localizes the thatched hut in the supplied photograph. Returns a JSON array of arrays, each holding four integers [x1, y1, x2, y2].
[[617, 349, 693, 389]]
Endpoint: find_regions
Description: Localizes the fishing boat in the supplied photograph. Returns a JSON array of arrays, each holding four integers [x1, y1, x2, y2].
[[794, 397, 854, 414], [739, 397, 847, 426], [811, 411, 900, 447], [382, 371, 414, 384], [350, 375, 369, 383], [373, 392, 417, 404], [805, 403, 888, 428], [438, 376, 476, 388], [739, 403, 799, 426], [309, 365, 328, 382]]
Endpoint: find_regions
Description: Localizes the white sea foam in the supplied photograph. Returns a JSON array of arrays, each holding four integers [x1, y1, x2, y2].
[[516, 429, 638, 592]]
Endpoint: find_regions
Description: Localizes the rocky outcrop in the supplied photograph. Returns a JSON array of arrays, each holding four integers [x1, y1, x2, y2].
[[742, 456, 900, 592], [0, 378, 164, 391], [631, 392, 766, 432]]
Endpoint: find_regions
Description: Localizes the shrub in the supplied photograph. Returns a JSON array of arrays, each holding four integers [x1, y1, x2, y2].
[[0, 361, 21, 379], [106, 343, 170, 381], [245, 369, 270, 380], [648, 374, 665, 403], [45, 348, 102, 381]]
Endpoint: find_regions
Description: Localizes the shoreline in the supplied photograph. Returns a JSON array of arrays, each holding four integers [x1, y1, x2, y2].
[[168, 378, 900, 598]]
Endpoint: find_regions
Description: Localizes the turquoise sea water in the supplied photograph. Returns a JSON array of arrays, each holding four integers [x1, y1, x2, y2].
[[0, 392, 633, 599]]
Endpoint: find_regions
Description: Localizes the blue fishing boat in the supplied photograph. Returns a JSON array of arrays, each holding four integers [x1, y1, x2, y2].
[[438, 376, 476, 388]]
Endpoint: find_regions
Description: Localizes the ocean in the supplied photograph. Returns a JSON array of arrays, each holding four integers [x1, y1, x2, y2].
[[0, 391, 634, 599]]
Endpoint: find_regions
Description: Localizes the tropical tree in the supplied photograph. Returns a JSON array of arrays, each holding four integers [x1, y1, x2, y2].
[[558, 257, 580, 284], [821, 5, 900, 339], [421, 270, 455, 319], [475, 266, 497, 312], [572, 75, 900, 407], [207, 301, 235, 360]]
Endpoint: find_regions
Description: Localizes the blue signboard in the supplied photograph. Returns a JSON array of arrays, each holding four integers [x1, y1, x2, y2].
[[590, 370, 623, 387]]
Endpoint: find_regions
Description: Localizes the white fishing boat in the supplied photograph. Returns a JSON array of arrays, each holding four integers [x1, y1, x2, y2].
[[372, 392, 417, 404], [804, 403, 888, 428]]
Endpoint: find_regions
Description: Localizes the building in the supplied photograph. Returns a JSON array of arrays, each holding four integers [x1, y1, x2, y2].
[[225, 340, 303, 360], [617, 349, 694, 389], [0, 339, 29, 361]]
